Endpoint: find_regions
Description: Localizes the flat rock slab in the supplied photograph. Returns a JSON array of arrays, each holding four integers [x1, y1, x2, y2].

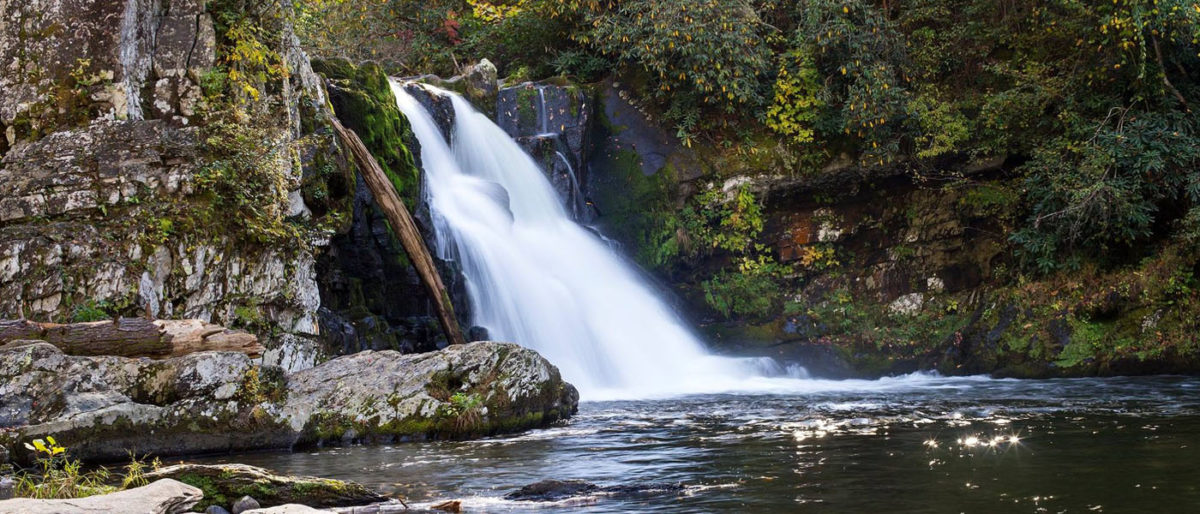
[[0, 479, 200, 514], [145, 464, 385, 509]]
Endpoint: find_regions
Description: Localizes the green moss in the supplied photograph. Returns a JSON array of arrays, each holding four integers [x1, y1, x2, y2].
[[177, 473, 228, 512], [312, 58, 421, 209], [589, 149, 680, 270]]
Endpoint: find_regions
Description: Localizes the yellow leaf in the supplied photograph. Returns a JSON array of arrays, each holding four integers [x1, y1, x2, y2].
[[46, 436, 57, 446]]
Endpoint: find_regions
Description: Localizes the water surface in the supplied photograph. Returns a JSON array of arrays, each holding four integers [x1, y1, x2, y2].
[[195, 375, 1200, 512]]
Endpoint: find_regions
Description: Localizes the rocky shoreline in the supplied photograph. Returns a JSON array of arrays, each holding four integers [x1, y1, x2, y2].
[[0, 337, 577, 465]]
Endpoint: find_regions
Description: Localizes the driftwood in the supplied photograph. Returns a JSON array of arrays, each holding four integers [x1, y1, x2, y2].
[[0, 318, 263, 358], [329, 117, 467, 346]]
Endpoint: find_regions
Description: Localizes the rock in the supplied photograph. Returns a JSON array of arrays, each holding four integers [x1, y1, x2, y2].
[[889, 293, 925, 316], [206, 506, 233, 514], [462, 59, 498, 107], [285, 341, 579, 444], [504, 479, 598, 501], [504, 479, 687, 502], [0, 478, 200, 514], [145, 464, 385, 509], [0, 0, 352, 374], [496, 82, 593, 220], [430, 500, 461, 512], [1, 341, 577, 462], [312, 58, 467, 357], [232, 496, 262, 514], [244, 506, 329, 514], [0, 477, 12, 500]]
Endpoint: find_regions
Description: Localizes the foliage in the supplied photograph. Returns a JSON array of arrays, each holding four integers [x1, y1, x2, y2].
[[566, 0, 775, 144], [789, 0, 912, 163], [702, 256, 789, 320], [209, 0, 288, 104], [682, 185, 768, 256], [12, 438, 157, 500], [195, 117, 299, 245], [1013, 110, 1200, 272], [70, 300, 113, 323], [765, 50, 823, 145]]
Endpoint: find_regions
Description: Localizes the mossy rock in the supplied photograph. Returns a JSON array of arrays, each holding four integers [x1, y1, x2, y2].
[[145, 463, 386, 511], [312, 57, 421, 208]]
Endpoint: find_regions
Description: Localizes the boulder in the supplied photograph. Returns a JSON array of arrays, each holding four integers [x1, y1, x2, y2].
[[232, 496, 261, 514], [244, 506, 328, 514], [504, 479, 686, 502], [0, 478, 200, 514], [0, 341, 577, 462], [462, 59, 499, 108], [144, 464, 385, 510], [504, 479, 598, 501], [284, 342, 579, 444]]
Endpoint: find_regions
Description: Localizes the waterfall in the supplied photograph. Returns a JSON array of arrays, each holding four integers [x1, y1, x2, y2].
[[392, 82, 803, 399]]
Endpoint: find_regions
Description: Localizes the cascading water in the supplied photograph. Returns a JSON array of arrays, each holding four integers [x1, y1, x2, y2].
[[392, 82, 809, 399]]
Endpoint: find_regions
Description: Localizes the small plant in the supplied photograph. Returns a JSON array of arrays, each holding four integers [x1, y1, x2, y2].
[[70, 300, 112, 322], [438, 392, 484, 433], [14, 438, 115, 499], [11, 438, 159, 500]]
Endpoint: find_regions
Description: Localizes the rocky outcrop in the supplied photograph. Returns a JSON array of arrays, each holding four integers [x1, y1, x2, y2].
[[0, 340, 577, 463], [497, 81, 593, 221], [144, 464, 385, 511], [0, 0, 353, 371], [285, 342, 578, 444], [312, 60, 470, 357], [0, 478, 201, 514]]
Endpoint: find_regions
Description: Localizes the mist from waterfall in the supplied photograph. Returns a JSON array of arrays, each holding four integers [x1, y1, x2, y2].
[[389, 82, 838, 400]]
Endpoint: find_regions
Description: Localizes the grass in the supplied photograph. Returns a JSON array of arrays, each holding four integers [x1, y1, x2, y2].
[[11, 438, 158, 500]]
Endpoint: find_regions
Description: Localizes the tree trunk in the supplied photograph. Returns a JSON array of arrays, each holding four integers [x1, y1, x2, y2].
[[329, 118, 468, 347], [0, 318, 263, 358]]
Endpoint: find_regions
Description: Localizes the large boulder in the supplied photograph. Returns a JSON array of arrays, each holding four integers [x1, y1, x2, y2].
[[284, 342, 579, 444], [0, 478, 201, 514], [0, 340, 577, 463]]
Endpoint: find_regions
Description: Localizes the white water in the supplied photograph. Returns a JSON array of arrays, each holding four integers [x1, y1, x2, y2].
[[390, 82, 955, 400]]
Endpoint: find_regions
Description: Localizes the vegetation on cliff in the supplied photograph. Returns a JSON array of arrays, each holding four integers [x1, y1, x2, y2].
[[295, 0, 1200, 377]]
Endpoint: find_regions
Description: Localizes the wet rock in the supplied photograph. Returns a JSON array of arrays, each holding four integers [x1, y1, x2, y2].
[[0, 478, 201, 514], [205, 506, 233, 514], [146, 464, 385, 509], [0, 477, 12, 500], [504, 479, 598, 501], [313, 58, 462, 357], [244, 506, 327, 514], [467, 326, 489, 342], [496, 82, 593, 220], [462, 59, 498, 106], [403, 84, 456, 143], [1, 341, 577, 462], [504, 479, 687, 502], [232, 496, 261, 514]]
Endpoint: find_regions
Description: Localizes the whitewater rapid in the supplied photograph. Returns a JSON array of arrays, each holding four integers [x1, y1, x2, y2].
[[390, 82, 957, 400]]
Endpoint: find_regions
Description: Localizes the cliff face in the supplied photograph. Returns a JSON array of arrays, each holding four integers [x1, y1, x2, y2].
[[0, 0, 351, 370]]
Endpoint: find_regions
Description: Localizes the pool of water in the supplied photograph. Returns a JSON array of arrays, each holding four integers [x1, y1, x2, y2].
[[193, 375, 1200, 512]]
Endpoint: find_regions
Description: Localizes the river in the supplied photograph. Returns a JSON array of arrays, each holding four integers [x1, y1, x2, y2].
[[194, 375, 1200, 512]]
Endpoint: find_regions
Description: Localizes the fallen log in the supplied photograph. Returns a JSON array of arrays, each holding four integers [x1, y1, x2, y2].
[[329, 117, 467, 346], [0, 318, 263, 358]]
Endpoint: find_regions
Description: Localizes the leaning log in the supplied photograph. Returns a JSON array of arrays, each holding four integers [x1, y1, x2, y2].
[[329, 117, 467, 346], [0, 318, 263, 358]]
